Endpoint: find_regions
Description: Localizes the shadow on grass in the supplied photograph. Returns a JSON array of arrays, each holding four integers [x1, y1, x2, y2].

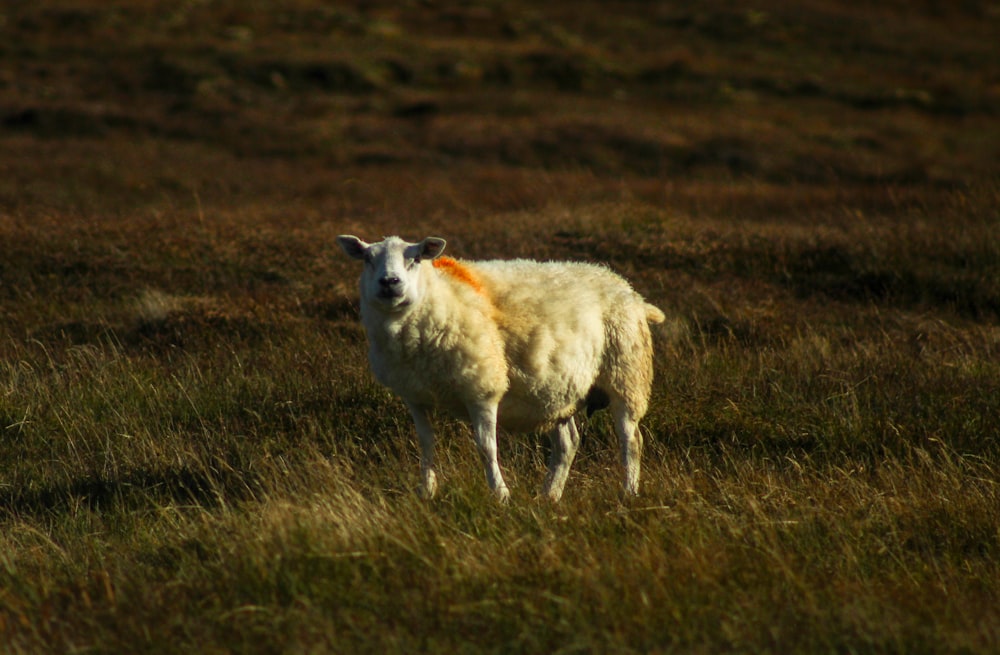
[[780, 244, 1000, 320], [0, 464, 264, 520], [572, 228, 1000, 323], [29, 311, 272, 354]]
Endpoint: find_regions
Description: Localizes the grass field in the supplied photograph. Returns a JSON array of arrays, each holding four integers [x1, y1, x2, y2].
[[2, 1, 1000, 652]]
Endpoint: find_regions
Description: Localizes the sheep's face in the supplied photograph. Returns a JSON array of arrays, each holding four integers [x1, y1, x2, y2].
[[337, 235, 447, 313]]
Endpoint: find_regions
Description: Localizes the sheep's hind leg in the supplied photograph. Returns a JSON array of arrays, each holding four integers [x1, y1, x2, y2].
[[406, 403, 438, 499], [542, 417, 581, 502], [613, 403, 643, 497], [468, 403, 510, 502]]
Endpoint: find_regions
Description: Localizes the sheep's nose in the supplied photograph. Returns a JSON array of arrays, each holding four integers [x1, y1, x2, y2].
[[379, 276, 401, 288]]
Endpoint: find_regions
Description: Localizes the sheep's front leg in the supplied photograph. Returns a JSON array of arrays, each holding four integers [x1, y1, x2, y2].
[[542, 417, 581, 502], [406, 403, 438, 499], [468, 403, 510, 502]]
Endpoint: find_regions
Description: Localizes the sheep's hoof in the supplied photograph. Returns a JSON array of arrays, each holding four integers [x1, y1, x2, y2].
[[542, 489, 564, 503], [495, 487, 511, 504], [619, 486, 640, 506], [419, 472, 438, 500]]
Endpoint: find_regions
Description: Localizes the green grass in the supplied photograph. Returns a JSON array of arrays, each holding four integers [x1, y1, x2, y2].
[[2, 0, 1000, 652]]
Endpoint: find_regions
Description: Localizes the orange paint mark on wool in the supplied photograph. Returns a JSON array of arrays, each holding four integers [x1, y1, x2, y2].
[[433, 257, 484, 295]]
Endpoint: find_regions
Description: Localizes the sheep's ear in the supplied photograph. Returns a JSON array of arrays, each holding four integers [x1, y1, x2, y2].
[[337, 235, 369, 261], [419, 237, 447, 260]]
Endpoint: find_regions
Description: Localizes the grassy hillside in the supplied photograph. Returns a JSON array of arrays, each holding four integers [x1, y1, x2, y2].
[[1, 1, 999, 652]]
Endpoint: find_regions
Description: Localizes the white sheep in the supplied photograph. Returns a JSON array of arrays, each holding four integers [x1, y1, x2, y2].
[[337, 234, 665, 502]]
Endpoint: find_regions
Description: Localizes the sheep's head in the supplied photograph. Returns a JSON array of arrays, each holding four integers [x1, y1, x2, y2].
[[337, 235, 447, 312]]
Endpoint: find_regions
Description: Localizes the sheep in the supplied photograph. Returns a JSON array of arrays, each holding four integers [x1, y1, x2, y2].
[[337, 234, 665, 502]]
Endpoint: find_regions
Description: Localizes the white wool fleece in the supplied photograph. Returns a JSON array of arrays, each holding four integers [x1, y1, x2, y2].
[[338, 234, 664, 503]]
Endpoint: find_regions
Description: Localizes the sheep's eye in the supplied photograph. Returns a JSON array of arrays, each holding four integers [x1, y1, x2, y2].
[[409, 257, 421, 268]]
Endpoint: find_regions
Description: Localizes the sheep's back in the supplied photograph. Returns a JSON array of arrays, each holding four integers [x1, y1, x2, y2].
[[472, 259, 640, 322], [470, 259, 639, 430]]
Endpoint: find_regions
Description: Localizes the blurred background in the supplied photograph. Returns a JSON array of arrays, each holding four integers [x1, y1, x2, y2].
[[3, 1, 997, 220]]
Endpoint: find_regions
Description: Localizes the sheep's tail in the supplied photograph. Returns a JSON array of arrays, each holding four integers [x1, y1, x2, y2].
[[644, 303, 666, 324]]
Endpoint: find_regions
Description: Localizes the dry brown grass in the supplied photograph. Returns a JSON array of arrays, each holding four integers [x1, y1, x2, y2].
[[2, 1, 999, 652]]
